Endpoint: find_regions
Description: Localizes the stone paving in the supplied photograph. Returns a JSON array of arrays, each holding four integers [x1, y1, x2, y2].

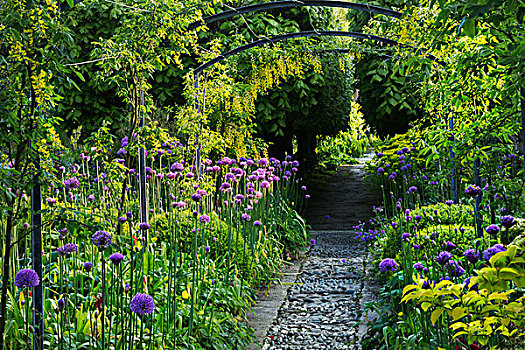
[[251, 153, 380, 350]]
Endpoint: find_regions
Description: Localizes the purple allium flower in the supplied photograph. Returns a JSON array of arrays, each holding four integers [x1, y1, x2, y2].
[[258, 158, 269, 167], [91, 230, 112, 250], [14, 269, 40, 288], [435, 251, 453, 265], [219, 182, 231, 192], [413, 244, 421, 250], [422, 267, 429, 275], [401, 233, 410, 241], [118, 216, 127, 224], [204, 246, 210, 253], [305, 194, 310, 199], [465, 185, 482, 197], [124, 284, 131, 293], [445, 200, 454, 206], [191, 193, 202, 202], [413, 262, 424, 272], [501, 215, 515, 228], [310, 238, 316, 246], [241, 213, 251, 221], [170, 162, 184, 172], [57, 298, 66, 311], [485, 224, 500, 236], [463, 249, 479, 264], [377, 167, 385, 174], [57, 246, 68, 256], [483, 244, 506, 261], [63, 177, 80, 190], [172, 201, 185, 209], [83, 261, 93, 272], [253, 220, 262, 227], [126, 211, 133, 219], [46, 197, 57, 205], [199, 215, 210, 224], [459, 227, 466, 234], [414, 215, 422, 222], [443, 241, 456, 252], [139, 222, 150, 231], [446, 260, 465, 277], [109, 253, 125, 265], [130, 293, 155, 315], [64, 243, 77, 254], [379, 258, 399, 272], [376, 152, 383, 158], [87, 194, 95, 202], [260, 181, 270, 189]]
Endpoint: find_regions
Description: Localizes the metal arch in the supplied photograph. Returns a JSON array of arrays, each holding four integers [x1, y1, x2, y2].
[[194, 30, 444, 75], [188, 1, 402, 31]]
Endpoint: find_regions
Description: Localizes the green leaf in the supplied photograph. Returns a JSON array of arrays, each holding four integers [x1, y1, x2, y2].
[[461, 18, 476, 37], [431, 309, 443, 326], [451, 307, 466, 320]]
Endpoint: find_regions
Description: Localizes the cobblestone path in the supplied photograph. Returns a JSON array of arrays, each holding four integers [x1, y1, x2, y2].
[[258, 153, 379, 350]]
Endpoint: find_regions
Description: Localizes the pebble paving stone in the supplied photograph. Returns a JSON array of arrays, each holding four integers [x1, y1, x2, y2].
[[257, 153, 380, 350]]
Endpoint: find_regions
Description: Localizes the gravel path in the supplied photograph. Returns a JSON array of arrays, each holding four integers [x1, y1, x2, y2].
[[254, 153, 379, 350]]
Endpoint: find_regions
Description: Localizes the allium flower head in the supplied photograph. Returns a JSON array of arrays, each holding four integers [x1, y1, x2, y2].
[[445, 200, 454, 206], [204, 246, 210, 253], [253, 220, 262, 227], [401, 233, 410, 241], [109, 253, 125, 265], [83, 261, 93, 272], [446, 260, 465, 277], [463, 249, 479, 264], [413, 262, 424, 272], [14, 269, 40, 288], [261, 181, 270, 189], [91, 230, 112, 250], [130, 293, 155, 315], [485, 224, 500, 236], [63, 177, 80, 190], [199, 215, 210, 224], [170, 162, 184, 172], [241, 213, 251, 221], [435, 251, 453, 265], [310, 238, 316, 246], [191, 193, 202, 202], [443, 241, 456, 252], [139, 222, 150, 231], [118, 216, 127, 224], [483, 244, 506, 261], [379, 258, 399, 272], [465, 185, 482, 197], [501, 215, 515, 228]]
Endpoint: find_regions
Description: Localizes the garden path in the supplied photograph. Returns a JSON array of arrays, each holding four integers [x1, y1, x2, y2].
[[248, 152, 380, 350]]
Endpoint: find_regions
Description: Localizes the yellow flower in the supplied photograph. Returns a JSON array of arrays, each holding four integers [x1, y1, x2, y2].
[[181, 290, 190, 300]]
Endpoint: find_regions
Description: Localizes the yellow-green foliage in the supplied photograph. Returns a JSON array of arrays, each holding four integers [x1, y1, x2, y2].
[[316, 102, 373, 166], [402, 236, 525, 347]]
